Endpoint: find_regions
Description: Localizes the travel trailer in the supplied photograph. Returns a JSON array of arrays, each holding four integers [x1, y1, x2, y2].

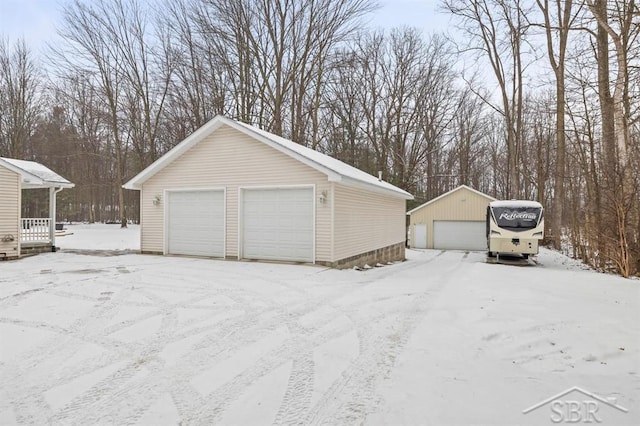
[[486, 200, 544, 258]]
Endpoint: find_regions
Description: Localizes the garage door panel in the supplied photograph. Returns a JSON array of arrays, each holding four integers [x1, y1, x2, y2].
[[433, 221, 486, 251], [242, 188, 314, 262], [168, 190, 225, 257]]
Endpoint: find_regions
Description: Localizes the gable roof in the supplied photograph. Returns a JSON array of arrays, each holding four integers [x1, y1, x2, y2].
[[0, 157, 74, 189], [123, 115, 413, 200], [407, 185, 495, 215]]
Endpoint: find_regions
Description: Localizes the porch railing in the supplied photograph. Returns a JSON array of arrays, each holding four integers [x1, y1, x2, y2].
[[21, 218, 52, 243]]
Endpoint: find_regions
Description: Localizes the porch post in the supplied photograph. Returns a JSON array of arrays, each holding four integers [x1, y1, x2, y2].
[[49, 187, 56, 247]]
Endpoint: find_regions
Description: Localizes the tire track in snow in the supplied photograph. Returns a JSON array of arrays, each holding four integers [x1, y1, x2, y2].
[[304, 252, 468, 425], [111, 257, 443, 425], [0, 267, 194, 420], [70, 274, 369, 425], [184, 312, 359, 425], [43, 281, 289, 425], [0, 273, 135, 424], [46, 286, 231, 425], [186, 290, 423, 424], [112, 295, 341, 424], [2, 253, 460, 425], [272, 353, 315, 426]]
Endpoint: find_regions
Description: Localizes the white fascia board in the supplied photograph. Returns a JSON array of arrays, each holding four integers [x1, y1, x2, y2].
[[49, 182, 75, 189], [21, 180, 74, 189]]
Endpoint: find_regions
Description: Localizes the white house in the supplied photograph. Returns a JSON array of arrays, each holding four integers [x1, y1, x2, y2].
[[0, 157, 74, 259]]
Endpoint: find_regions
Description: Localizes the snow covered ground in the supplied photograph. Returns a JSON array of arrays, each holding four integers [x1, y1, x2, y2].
[[0, 224, 638, 425], [56, 223, 141, 251]]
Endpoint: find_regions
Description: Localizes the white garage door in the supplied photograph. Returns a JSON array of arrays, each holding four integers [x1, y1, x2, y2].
[[433, 220, 486, 251], [242, 187, 314, 262], [167, 190, 225, 257]]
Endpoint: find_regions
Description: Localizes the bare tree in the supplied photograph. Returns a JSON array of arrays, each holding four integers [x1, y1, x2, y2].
[[52, 0, 178, 227], [321, 30, 458, 197], [442, 0, 535, 198], [587, 0, 639, 276], [51, 71, 112, 223], [0, 38, 41, 158], [112, 0, 175, 169], [52, 0, 133, 227], [449, 84, 492, 192], [195, 0, 375, 139], [565, 62, 603, 265], [535, 0, 584, 249], [161, 0, 228, 133]]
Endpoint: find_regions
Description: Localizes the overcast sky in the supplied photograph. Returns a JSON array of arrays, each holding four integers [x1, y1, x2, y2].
[[0, 0, 451, 53]]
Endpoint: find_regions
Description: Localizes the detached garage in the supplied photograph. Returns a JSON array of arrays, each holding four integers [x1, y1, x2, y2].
[[408, 185, 495, 251], [124, 115, 413, 268]]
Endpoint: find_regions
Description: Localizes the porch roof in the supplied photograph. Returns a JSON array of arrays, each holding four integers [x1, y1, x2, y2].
[[0, 157, 74, 189]]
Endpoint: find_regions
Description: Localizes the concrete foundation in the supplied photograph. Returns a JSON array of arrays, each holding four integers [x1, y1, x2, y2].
[[319, 241, 406, 269]]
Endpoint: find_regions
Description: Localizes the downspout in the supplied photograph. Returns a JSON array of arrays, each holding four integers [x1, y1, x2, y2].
[[50, 186, 65, 250], [17, 178, 22, 257], [330, 182, 335, 263]]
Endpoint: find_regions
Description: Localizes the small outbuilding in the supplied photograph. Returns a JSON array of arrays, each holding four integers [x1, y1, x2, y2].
[[407, 185, 495, 251], [0, 157, 74, 259], [124, 115, 413, 268]]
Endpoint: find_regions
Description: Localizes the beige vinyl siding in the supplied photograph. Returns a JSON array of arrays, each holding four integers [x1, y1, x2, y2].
[[332, 183, 406, 262], [409, 188, 492, 249], [140, 124, 331, 261], [0, 165, 20, 257]]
